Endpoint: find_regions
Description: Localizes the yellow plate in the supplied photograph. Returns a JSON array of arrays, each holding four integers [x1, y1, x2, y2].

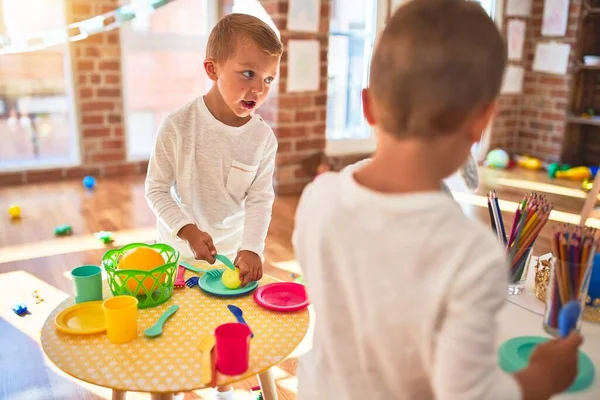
[[54, 301, 106, 335]]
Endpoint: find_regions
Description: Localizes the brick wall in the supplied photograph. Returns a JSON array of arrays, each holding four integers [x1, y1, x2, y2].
[[0, 0, 147, 186], [1, 0, 329, 194], [490, 0, 584, 162], [223, 0, 330, 195]]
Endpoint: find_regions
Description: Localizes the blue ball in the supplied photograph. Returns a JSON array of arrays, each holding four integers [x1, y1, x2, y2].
[[82, 175, 96, 190]]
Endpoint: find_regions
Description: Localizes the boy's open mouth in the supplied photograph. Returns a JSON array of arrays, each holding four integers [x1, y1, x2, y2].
[[241, 100, 256, 110]]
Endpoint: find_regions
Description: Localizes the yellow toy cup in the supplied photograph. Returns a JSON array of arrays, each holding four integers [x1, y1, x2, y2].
[[102, 296, 138, 344]]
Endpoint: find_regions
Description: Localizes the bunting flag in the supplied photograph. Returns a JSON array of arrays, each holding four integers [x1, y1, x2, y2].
[[0, 0, 177, 55]]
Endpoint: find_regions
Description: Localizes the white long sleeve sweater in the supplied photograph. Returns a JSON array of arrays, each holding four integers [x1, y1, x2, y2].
[[145, 96, 277, 261], [293, 164, 522, 400]]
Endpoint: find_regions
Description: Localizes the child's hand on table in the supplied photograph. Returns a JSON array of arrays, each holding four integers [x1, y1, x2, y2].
[[235, 250, 263, 287], [178, 224, 217, 264]]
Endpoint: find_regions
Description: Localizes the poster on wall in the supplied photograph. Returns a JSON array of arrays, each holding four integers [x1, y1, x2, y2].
[[287, 40, 320, 92], [506, 0, 532, 16], [287, 0, 321, 33], [533, 42, 571, 74], [542, 0, 570, 36], [507, 19, 526, 61], [500, 65, 524, 94]]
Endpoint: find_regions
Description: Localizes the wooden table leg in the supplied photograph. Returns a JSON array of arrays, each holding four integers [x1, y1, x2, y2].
[[150, 393, 174, 400], [258, 368, 278, 400], [112, 390, 127, 400]]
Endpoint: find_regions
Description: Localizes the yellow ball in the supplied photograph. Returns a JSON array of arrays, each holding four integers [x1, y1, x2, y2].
[[8, 204, 21, 219], [118, 247, 166, 293], [222, 267, 242, 289]]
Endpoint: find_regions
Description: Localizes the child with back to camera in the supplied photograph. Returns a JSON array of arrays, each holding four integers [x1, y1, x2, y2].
[[293, 1, 582, 399]]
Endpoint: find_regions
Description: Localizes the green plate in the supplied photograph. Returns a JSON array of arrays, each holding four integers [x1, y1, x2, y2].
[[198, 273, 258, 297], [498, 336, 595, 393]]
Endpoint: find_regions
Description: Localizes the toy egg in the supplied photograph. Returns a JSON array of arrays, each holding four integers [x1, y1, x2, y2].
[[222, 267, 242, 289], [583, 178, 593, 192], [8, 204, 21, 219], [118, 247, 167, 293]]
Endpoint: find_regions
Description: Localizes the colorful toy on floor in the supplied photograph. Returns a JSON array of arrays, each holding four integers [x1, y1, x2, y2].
[[118, 246, 167, 292], [95, 231, 114, 244], [11, 302, 28, 316], [8, 204, 21, 219], [583, 178, 594, 192], [54, 224, 73, 236], [82, 175, 96, 190], [515, 155, 543, 171], [485, 148, 509, 169], [32, 290, 44, 304]]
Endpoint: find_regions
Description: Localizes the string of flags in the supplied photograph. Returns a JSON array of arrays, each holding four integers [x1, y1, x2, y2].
[[0, 0, 177, 55]]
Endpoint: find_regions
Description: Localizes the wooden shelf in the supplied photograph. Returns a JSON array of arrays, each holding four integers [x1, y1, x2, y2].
[[577, 63, 600, 70], [567, 113, 600, 127]]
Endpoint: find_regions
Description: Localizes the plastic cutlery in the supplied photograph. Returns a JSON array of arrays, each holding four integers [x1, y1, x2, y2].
[[215, 254, 236, 271], [174, 265, 186, 288], [227, 304, 253, 338], [144, 305, 179, 337], [180, 261, 224, 277], [198, 333, 216, 384], [558, 301, 581, 338]]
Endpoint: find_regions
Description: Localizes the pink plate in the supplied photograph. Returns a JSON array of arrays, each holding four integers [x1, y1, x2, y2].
[[253, 282, 309, 312]]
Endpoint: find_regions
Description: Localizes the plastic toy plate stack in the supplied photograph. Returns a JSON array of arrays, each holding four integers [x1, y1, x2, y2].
[[498, 301, 595, 393], [253, 282, 309, 312], [54, 301, 106, 334], [498, 336, 594, 392], [197, 273, 258, 297]]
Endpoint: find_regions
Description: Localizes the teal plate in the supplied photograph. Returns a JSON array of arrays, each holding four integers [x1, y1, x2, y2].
[[498, 336, 595, 393], [198, 273, 258, 297]]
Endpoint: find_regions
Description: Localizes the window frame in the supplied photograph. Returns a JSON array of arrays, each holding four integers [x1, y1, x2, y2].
[[0, 0, 80, 172], [120, 0, 219, 161]]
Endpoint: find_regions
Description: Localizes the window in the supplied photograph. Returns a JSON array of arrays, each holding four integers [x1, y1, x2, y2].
[[0, 0, 79, 170], [120, 0, 217, 160], [325, 0, 381, 155]]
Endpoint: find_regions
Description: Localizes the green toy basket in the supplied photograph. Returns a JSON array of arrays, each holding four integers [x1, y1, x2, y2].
[[102, 243, 179, 309]]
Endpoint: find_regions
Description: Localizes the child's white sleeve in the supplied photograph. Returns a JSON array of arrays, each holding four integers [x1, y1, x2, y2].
[[145, 118, 195, 240], [432, 249, 522, 400], [240, 133, 278, 258]]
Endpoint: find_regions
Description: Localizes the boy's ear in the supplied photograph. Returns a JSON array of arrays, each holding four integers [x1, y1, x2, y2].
[[362, 88, 376, 126], [204, 58, 218, 81], [468, 101, 497, 143]]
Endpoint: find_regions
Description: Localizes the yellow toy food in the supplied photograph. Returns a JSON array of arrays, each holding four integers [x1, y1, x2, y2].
[[555, 166, 592, 181], [222, 267, 242, 289], [8, 204, 21, 219], [118, 247, 166, 293], [516, 155, 542, 171]]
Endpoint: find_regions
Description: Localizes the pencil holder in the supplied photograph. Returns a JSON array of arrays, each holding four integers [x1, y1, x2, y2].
[[507, 241, 536, 295], [543, 257, 593, 337]]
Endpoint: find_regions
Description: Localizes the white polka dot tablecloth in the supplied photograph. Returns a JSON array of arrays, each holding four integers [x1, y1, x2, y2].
[[40, 269, 310, 394]]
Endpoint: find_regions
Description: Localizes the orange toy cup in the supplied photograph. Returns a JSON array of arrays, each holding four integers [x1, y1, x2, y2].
[[102, 296, 138, 344]]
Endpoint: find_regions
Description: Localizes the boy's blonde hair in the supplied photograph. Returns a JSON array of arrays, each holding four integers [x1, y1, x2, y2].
[[207, 13, 283, 62], [369, 0, 506, 138]]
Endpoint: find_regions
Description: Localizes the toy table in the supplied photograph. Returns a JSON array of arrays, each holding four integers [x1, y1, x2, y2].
[[41, 271, 310, 400]]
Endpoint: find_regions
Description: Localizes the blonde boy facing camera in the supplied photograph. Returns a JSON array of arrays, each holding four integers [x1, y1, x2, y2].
[[145, 14, 281, 399], [146, 14, 281, 287], [293, 1, 581, 399]]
